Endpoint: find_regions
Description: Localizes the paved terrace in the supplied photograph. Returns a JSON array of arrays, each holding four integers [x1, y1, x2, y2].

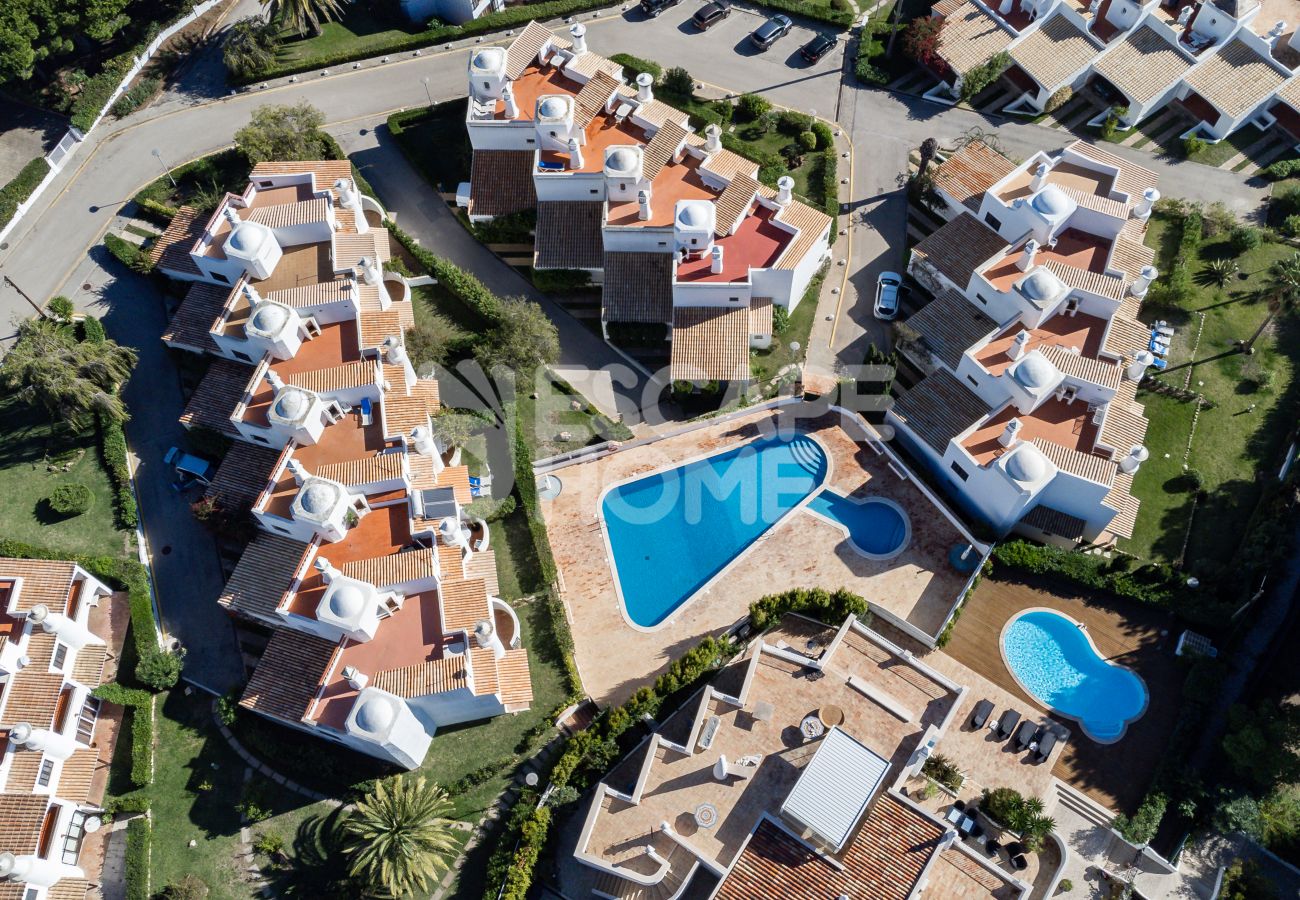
[[542, 406, 977, 704]]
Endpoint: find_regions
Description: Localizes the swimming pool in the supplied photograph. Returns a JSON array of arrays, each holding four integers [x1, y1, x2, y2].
[[601, 434, 911, 629], [1001, 609, 1148, 743], [806, 493, 910, 560]]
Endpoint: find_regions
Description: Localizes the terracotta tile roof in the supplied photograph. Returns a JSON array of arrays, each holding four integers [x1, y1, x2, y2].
[[1011, 13, 1100, 92], [891, 369, 988, 454], [703, 148, 759, 183], [436, 545, 465, 581], [506, 21, 570, 79], [1093, 26, 1192, 105], [249, 160, 352, 193], [412, 377, 441, 412], [1110, 233, 1155, 278], [440, 578, 489, 632], [4, 749, 41, 792], [0, 793, 48, 855], [469, 646, 499, 695], [1021, 504, 1088, 540], [384, 392, 435, 438], [1279, 76, 1300, 113], [535, 201, 604, 269], [469, 150, 537, 218], [932, 142, 1016, 212], [566, 51, 625, 82], [268, 279, 356, 308], [56, 748, 99, 803], [1099, 400, 1148, 457], [205, 442, 281, 511], [464, 550, 500, 598], [602, 252, 673, 323], [902, 287, 998, 370], [498, 648, 533, 706], [1185, 39, 1287, 119], [149, 205, 204, 276], [218, 533, 310, 621], [572, 71, 623, 128], [314, 451, 405, 487], [1060, 184, 1129, 219], [407, 452, 440, 491], [1044, 259, 1127, 300], [642, 121, 690, 181], [24, 631, 55, 668], [750, 296, 774, 339], [1032, 436, 1116, 486], [333, 231, 390, 272], [715, 176, 762, 237], [246, 197, 330, 229], [439, 465, 473, 505], [180, 360, 256, 436], [372, 656, 468, 697], [359, 309, 404, 350], [774, 200, 832, 271], [341, 548, 437, 588], [0, 672, 63, 728], [0, 558, 76, 613], [670, 305, 751, 382], [1066, 141, 1158, 201], [633, 99, 690, 130], [241, 629, 337, 723], [46, 880, 95, 900], [716, 795, 942, 900], [285, 360, 376, 394], [71, 643, 108, 686], [1103, 469, 1140, 538], [1103, 310, 1150, 360], [935, 0, 1015, 76], [912, 213, 1007, 289], [1040, 344, 1123, 389], [162, 283, 227, 352]]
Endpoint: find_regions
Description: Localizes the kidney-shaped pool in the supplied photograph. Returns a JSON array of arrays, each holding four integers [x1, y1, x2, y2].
[[1001, 608, 1148, 743]]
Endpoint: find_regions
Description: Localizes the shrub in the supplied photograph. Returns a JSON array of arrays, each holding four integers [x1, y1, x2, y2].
[[98, 412, 138, 528], [1266, 158, 1300, 181], [777, 110, 813, 136], [125, 817, 151, 900], [980, 786, 1056, 851], [959, 52, 1009, 103], [1219, 860, 1278, 900], [1058, 878, 1074, 894], [1284, 215, 1300, 239], [254, 831, 285, 856], [531, 268, 591, 294], [0, 156, 50, 231], [136, 648, 183, 690], [47, 296, 74, 320], [104, 233, 153, 274], [608, 53, 661, 83], [811, 120, 834, 151], [1112, 792, 1167, 845], [1229, 225, 1263, 254], [136, 196, 178, 226], [102, 791, 151, 816], [797, 130, 818, 152], [992, 540, 1182, 607], [773, 305, 790, 335], [749, 587, 869, 631], [81, 316, 107, 343], [1044, 86, 1072, 114], [1200, 201, 1236, 238], [1183, 135, 1208, 158], [922, 753, 964, 790], [111, 77, 161, 119], [902, 16, 943, 69], [160, 876, 209, 900], [736, 93, 772, 122], [661, 66, 694, 98], [48, 483, 93, 517], [71, 49, 138, 132], [217, 691, 240, 727]]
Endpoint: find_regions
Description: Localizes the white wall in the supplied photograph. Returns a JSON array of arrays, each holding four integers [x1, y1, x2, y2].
[[784, 224, 831, 311], [535, 171, 606, 202], [671, 280, 752, 308], [466, 121, 537, 151], [408, 685, 508, 730], [603, 227, 675, 253]]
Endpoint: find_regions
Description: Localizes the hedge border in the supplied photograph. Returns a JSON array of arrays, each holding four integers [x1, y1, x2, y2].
[[98, 411, 139, 528], [125, 816, 151, 900], [0, 156, 50, 232]]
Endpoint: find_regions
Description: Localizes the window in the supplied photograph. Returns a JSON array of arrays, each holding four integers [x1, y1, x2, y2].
[[51, 643, 66, 670], [590, 189, 599, 195], [483, 81, 490, 90], [729, 297, 741, 303], [525, 138, 535, 144], [258, 180, 273, 188], [211, 272, 229, 284], [658, 241, 667, 246], [975, 294, 989, 305], [984, 213, 1002, 230], [61, 810, 87, 865], [273, 524, 290, 534], [37, 759, 54, 788], [967, 375, 980, 388], [252, 435, 269, 444], [950, 462, 969, 482], [232, 350, 252, 362], [619, 183, 626, 191]]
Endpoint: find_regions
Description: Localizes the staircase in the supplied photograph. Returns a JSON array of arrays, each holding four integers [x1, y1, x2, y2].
[[1051, 780, 1115, 832], [590, 841, 698, 900]]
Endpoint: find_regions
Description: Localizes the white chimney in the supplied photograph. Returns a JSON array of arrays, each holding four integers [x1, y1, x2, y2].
[[474, 618, 505, 659], [440, 516, 471, 552], [1126, 349, 1154, 381], [713, 755, 730, 781], [569, 22, 587, 54], [1008, 330, 1032, 362], [343, 666, 368, 690], [1119, 444, 1150, 474], [710, 245, 724, 274], [637, 189, 652, 221], [314, 555, 340, 581], [1030, 162, 1049, 192], [775, 175, 795, 207], [1268, 20, 1286, 45], [222, 207, 241, 228], [502, 82, 519, 118], [359, 256, 381, 286], [39, 612, 96, 651], [334, 177, 369, 234], [636, 72, 654, 102], [568, 137, 584, 170], [999, 417, 1023, 447], [383, 336, 407, 366], [1134, 188, 1159, 220], [243, 282, 262, 306], [1017, 239, 1039, 272], [10, 722, 76, 760], [0, 852, 33, 882], [27, 604, 48, 625], [411, 425, 437, 456], [999, 0, 1013, 13], [704, 123, 722, 153], [1177, 4, 1193, 26], [287, 457, 310, 484], [1130, 265, 1158, 298], [265, 368, 285, 390]]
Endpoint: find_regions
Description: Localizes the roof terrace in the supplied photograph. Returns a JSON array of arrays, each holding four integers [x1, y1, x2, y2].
[[676, 204, 792, 283], [982, 229, 1111, 291], [998, 160, 1116, 205], [962, 399, 1097, 465], [539, 112, 648, 173], [607, 155, 715, 228], [493, 64, 582, 121], [973, 313, 1108, 375], [284, 502, 414, 618]]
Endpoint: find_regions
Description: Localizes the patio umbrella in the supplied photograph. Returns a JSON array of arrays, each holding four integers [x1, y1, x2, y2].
[[714, 755, 730, 781]]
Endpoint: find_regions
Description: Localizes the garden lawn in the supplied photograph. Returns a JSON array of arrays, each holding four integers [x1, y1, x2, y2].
[[749, 265, 825, 385], [388, 101, 473, 193], [274, 6, 424, 66], [1186, 124, 1264, 169], [0, 393, 131, 559], [1123, 215, 1300, 567], [519, 374, 631, 460]]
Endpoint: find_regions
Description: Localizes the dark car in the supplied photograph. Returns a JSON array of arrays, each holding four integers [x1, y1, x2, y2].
[[640, 0, 681, 17], [800, 33, 836, 63], [692, 0, 731, 29], [750, 14, 793, 50]]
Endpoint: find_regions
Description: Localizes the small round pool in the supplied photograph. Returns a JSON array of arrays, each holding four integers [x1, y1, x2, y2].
[[805, 493, 910, 560], [1001, 609, 1148, 744]]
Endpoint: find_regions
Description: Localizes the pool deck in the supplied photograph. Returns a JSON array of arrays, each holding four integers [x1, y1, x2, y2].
[[541, 406, 976, 705]]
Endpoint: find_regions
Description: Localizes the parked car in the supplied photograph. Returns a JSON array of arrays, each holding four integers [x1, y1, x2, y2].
[[640, 0, 681, 17], [800, 34, 836, 63], [749, 14, 793, 50], [692, 0, 730, 29], [874, 271, 902, 320]]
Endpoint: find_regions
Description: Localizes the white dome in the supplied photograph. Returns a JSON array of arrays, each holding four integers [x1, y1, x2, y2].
[[353, 694, 396, 733], [677, 203, 709, 228], [327, 584, 367, 620], [538, 96, 567, 118], [1006, 446, 1049, 483], [606, 148, 637, 172], [471, 47, 504, 71], [1031, 184, 1074, 218], [272, 387, 311, 421], [299, 481, 340, 515], [226, 218, 273, 255], [249, 301, 290, 335], [1020, 268, 1061, 302], [1012, 354, 1056, 390]]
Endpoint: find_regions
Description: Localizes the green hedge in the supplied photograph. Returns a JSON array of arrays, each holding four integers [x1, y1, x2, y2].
[[82, 316, 108, 343], [98, 412, 139, 528], [72, 50, 139, 132], [135, 197, 178, 227], [992, 540, 1181, 607], [749, 587, 868, 631], [94, 684, 155, 787], [102, 791, 151, 816], [125, 816, 151, 900], [104, 233, 144, 270], [0, 156, 50, 231], [855, 18, 890, 85], [609, 53, 662, 82], [498, 805, 552, 900], [1113, 791, 1166, 844]]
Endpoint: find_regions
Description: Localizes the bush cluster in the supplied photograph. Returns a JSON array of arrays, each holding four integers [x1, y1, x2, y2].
[[98, 410, 139, 528], [125, 817, 151, 900], [71, 50, 139, 132], [1113, 792, 1167, 844], [1147, 209, 1201, 309], [135, 196, 179, 226], [992, 540, 1182, 607], [497, 805, 551, 900], [608, 53, 662, 83], [1265, 157, 1300, 181], [749, 586, 869, 631], [0, 156, 50, 231], [104, 233, 154, 274], [111, 77, 162, 118], [82, 316, 107, 343], [48, 483, 93, 516], [94, 683, 155, 786]]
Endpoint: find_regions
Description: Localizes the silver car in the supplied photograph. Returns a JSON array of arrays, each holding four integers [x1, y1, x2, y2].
[[874, 271, 902, 320]]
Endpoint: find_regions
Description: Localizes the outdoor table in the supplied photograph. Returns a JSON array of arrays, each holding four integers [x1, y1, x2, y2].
[[695, 803, 718, 829], [800, 715, 825, 740], [819, 704, 844, 728], [753, 700, 775, 722]]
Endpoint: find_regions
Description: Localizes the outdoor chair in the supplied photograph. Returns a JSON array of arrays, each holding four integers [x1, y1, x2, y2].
[[995, 710, 1021, 739], [970, 699, 994, 729], [1034, 730, 1059, 762], [1013, 720, 1039, 751], [1011, 854, 1029, 871]]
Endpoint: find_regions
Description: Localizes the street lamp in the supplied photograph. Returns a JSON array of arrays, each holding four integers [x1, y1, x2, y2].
[[421, 76, 433, 108], [151, 148, 176, 188]]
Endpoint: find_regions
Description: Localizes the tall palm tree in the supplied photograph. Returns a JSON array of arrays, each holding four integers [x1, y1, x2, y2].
[[344, 775, 459, 898], [262, 0, 347, 36], [0, 319, 136, 429], [916, 137, 938, 181], [1243, 252, 1300, 354]]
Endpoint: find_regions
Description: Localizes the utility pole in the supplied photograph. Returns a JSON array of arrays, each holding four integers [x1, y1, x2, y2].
[[2, 275, 49, 320]]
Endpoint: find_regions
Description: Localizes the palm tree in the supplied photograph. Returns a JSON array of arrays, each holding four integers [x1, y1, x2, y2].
[[916, 137, 938, 181], [1242, 252, 1300, 354], [0, 319, 137, 429], [262, 0, 347, 36], [344, 775, 459, 898]]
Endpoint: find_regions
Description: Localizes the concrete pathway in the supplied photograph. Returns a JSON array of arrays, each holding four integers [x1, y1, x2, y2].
[[98, 818, 129, 900]]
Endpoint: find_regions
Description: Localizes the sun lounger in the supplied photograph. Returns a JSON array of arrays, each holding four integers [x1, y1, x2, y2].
[[1013, 720, 1038, 751], [1150, 356, 1168, 371], [970, 699, 994, 730], [995, 710, 1020, 740], [1153, 324, 1175, 338], [1034, 730, 1058, 762]]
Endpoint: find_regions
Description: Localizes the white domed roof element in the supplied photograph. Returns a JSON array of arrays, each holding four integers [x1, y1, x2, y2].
[[471, 46, 505, 71], [328, 584, 368, 620], [226, 218, 274, 255], [1012, 353, 1056, 390], [299, 481, 340, 515], [272, 387, 310, 421], [1031, 184, 1075, 218], [1006, 445, 1049, 483], [1020, 268, 1062, 302], [607, 148, 637, 172], [678, 203, 709, 227], [353, 693, 397, 733], [538, 96, 567, 118], [249, 301, 289, 335]]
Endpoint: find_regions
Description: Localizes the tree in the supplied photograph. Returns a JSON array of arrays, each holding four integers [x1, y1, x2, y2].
[[262, 0, 347, 36], [476, 297, 559, 374], [661, 66, 694, 98], [916, 137, 938, 181], [235, 103, 328, 165], [1222, 701, 1300, 789], [901, 15, 942, 67], [1220, 859, 1279, 900], [345, 776, 459, 898], [223, 17, 280, 81], [1243, 253, 1300, 353], [0, 3, 39, 83], [136, 648, 184, 690], [0, 319, 136, 430]]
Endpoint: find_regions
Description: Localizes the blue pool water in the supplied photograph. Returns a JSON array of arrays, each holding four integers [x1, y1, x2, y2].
[[806, 493, 909, 558], [603, 434, 828, 628], [1002, 609, 1148, 743]]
